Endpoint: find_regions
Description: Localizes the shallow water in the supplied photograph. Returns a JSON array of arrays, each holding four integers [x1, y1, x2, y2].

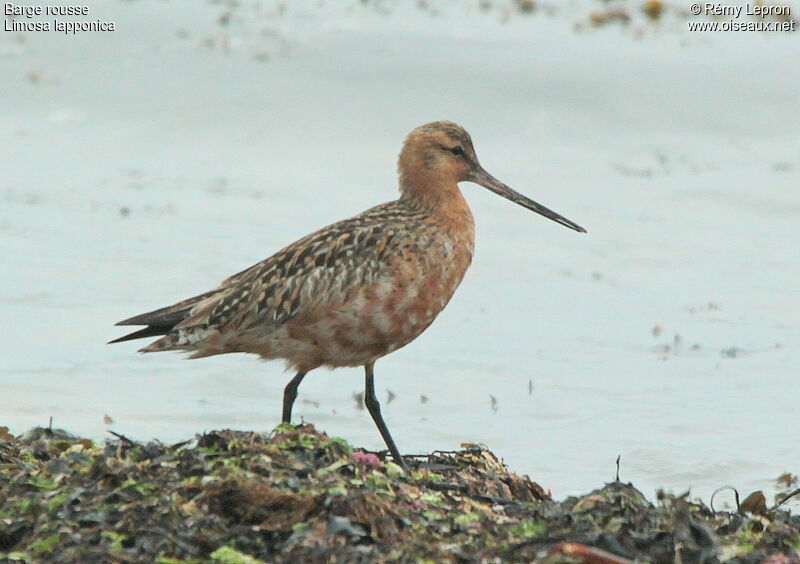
[[1, 1, 798, 506]]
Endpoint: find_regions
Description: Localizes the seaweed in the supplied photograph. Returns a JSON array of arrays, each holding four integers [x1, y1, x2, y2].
[[0, 424, 798, 563]]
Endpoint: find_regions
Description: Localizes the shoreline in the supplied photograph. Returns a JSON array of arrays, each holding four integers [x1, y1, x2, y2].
[[1, 423, 798, 563]]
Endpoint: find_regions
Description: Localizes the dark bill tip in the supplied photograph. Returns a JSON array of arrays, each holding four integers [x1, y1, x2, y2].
[[469, 167, 586, 233]]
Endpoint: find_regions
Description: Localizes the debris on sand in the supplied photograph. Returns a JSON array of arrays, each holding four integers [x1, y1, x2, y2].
[[1, 424, 798, 562]]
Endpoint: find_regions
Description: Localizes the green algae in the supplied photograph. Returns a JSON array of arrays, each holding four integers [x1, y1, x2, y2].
[[0, 423, 798, 563]]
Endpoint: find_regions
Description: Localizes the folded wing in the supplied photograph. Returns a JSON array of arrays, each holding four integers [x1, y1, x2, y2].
[[109, 202, 421, 354]]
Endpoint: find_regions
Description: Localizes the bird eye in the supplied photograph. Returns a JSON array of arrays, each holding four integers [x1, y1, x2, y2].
[[447, 146, 464, 156]]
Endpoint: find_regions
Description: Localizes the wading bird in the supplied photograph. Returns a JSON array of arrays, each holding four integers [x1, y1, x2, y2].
[[110, 122, 585, 472]]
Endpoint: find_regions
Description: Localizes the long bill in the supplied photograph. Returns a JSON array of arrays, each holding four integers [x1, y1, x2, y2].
[[469, 167, 586, 233]]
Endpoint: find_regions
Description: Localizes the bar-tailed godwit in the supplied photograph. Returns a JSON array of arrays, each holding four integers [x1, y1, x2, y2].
[[111, 121, 585, 472]]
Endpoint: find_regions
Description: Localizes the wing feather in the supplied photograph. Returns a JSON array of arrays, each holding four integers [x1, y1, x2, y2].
[[113, 201, 430, 352]]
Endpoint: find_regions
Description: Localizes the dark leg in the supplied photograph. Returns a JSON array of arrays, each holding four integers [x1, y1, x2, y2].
[[282, 371, 307, 423], [364, 362, 410, 473]]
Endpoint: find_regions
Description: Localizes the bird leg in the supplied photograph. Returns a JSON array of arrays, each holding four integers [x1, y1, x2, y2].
[[282, 370, 307, 423], [364, 362, 410, 473]]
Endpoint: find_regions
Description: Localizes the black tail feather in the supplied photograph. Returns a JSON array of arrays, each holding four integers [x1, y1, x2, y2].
[[114, 308, 191, 329], [114, 290, 217, 327], [108, 326, 170, 344], [110, 290, 218, 345]]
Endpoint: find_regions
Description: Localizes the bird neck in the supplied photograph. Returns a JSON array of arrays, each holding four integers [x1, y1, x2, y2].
[[399, 177, 474, 232]]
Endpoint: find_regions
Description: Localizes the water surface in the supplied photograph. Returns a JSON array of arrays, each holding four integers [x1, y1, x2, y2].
[[1, 1, 798, 507]]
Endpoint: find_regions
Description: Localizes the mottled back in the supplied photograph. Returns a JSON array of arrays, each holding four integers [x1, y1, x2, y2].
[[133, 200, 437, 354]]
